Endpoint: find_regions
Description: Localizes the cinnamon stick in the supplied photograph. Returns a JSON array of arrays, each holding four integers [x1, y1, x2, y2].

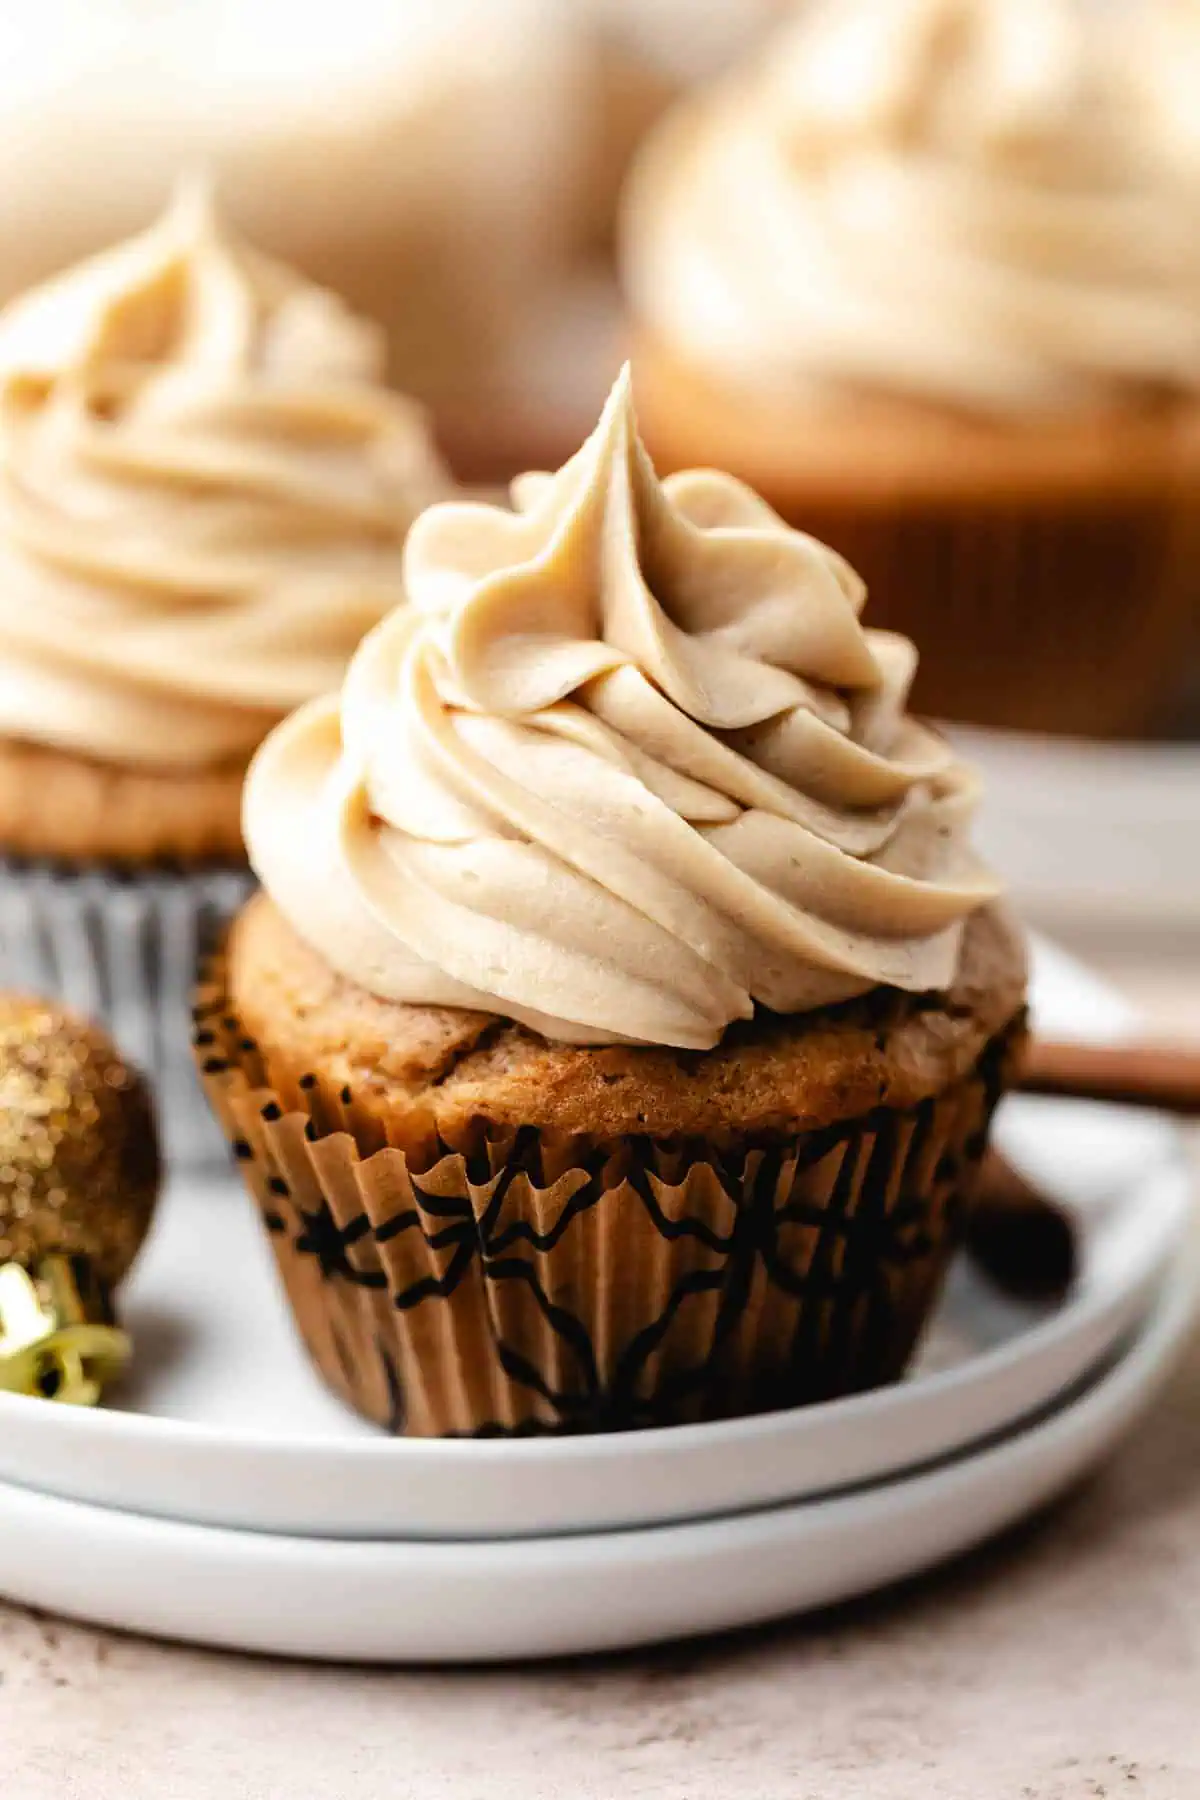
[[1019, 1040, 1200, 1117], [966, 1151, 1077, 1299]]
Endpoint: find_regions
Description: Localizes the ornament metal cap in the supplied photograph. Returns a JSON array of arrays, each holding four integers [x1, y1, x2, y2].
[[0, 1255, 130, 1404]]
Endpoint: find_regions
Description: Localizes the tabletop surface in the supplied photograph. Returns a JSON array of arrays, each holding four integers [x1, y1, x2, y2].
[[6, 935, 1199, 1800]]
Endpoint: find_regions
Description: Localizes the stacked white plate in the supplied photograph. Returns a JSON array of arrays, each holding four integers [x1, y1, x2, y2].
[[0, 941, 1193, 1663]]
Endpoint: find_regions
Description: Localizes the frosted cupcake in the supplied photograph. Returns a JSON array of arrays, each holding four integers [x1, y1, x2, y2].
[[0, 180, 448, 1158], [622, 0, 1200, 735], [198, 368, 1027, 1436]]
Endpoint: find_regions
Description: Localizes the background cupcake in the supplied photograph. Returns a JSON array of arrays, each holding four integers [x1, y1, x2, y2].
[[571, 0, 793, 256], [622, 0, 1200, 736], [0, 179, 449, 1160], [0, 0, 591, 412], [200, 369, 1027, 1437]]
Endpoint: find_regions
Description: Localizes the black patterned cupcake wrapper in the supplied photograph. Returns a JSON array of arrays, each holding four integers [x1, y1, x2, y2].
[[195, 963, 1023, 1437], [0, 859, 252, 1168]]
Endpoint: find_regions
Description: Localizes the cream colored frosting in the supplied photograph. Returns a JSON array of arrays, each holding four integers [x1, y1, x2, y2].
[[623, 0, 1200, 413], [1129, 0, 1200, 179], [0, 181, 448, 770], [246, 369, 998, 1048], [587, 0, 791, 87]]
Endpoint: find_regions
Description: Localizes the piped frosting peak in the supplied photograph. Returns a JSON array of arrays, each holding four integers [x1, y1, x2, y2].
[[247, 369, 997, 1048]]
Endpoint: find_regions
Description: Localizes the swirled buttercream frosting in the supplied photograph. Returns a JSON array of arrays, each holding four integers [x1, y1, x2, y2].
[[0, 180, 448, 769], [624, 0, 1200, 412], [246, 369, 998, 1049]]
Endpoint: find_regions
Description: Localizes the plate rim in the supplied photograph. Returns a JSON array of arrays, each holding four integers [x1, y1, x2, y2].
[[0, 1244, 1192, 1662], [0, 1143, 1187, 1472]]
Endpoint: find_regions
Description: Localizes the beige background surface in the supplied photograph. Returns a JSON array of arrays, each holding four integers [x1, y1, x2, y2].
[[3, 939, 1198, 1800]]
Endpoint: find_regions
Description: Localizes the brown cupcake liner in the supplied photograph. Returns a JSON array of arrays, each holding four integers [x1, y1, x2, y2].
[[790, 495, 1199, 738], [195, 957, 1024, 1436]]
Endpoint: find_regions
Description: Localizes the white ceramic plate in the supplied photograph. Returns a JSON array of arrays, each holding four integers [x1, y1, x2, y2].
[[0, 1246, 1192, 1664], [0, 940, 1188, 1539]]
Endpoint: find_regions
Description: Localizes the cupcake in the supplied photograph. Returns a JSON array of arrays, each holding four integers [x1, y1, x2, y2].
[[0, 179, 449, 1160], [197, 368, 1027, 1436], [621, 0, 1200, 736]]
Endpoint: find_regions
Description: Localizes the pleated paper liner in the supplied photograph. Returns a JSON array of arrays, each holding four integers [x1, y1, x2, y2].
[[791, 496, 1200, 738], [0, 860, 253, 1167], [195, 956, 1024, 1437]]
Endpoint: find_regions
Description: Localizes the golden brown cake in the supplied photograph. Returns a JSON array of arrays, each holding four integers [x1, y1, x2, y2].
[[199, 369, 1028, 1435], [0, 741, 248, 865], [218, 891, 1023, 1145], [622, 0, 1200, 736]]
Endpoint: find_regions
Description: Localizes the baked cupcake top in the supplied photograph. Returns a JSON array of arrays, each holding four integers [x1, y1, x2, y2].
[[623, 0, 1200, 413], [0, 179, 447, 771], [246, 368, 998, 1051]]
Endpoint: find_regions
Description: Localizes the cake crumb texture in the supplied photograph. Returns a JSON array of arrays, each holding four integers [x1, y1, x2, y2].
[[226, 893, 1027, 1143], [0, 737, 248, 863]]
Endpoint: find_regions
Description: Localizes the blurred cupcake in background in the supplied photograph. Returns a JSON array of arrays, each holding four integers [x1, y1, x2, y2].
[[0, 0, 591, 414], [0, 178, 449, 1159], [443, 0, 797, 481], [574, 0, 794, 255], [623, 0, 1200, 736], [1129, 0, 1200, 180]]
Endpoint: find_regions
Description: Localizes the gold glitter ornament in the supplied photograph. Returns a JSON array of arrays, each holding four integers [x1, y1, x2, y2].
[[0, 995, 160, 1404]]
